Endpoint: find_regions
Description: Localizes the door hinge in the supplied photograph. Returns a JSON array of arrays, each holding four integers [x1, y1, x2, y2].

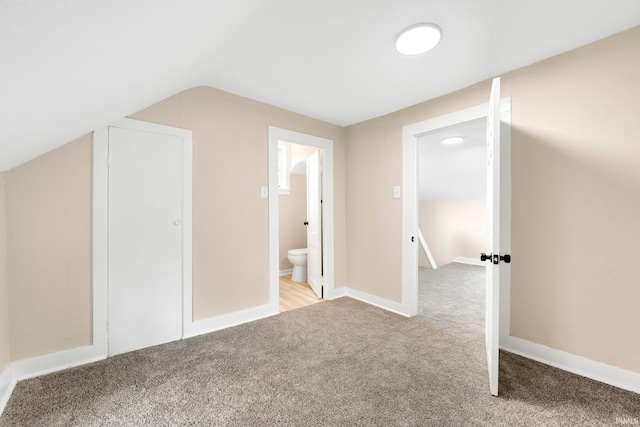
[[481, 253, 511, 264]]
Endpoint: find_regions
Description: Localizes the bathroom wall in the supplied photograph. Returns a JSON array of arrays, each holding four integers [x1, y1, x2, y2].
[[278, 143, 319, 271], [5, 136, 92, 360], [0, 172, 9, 372], [418, 199, 485, 268], [279, 174, 307, 271], [345, 26, 640, 373], [290, 143, 318, 172]]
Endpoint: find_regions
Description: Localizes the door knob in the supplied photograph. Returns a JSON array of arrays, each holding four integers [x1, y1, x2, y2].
[[304, 221, 309, 226], [481, 253, 511, 264]]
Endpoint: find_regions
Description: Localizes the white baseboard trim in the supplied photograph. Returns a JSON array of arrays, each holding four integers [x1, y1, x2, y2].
[[1, 344, 106, 416], [279, 269, 293, 276], [326, 286, 348, 299], [502, 336, 640, 394], [185, 303, 278, 339], [0, 365, 16, 417], [11, 345, 106, 382], [340, 288, 409, 318], [453, 256, 484, 267]]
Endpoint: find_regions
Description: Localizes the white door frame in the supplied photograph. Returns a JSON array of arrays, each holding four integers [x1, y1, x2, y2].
[[401, 99, 512, 344], [93, 118, 193, 356], [268, 127, 335, 313]]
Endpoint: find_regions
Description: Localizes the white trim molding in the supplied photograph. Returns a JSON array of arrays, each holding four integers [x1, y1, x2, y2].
[[0, 344, 107, 416], [502, 336, 640, 394], [279, 269, 293, 277], [10, 346, 105, 382], [327, 288, 409, 318], [327, 286, 348, 299], [185, 304, 277, 339]]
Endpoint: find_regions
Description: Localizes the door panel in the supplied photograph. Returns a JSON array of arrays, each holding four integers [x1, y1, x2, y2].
[[485, 77, 501, 396], [108, 127, 183, 356], [306, 151, 323, 298]]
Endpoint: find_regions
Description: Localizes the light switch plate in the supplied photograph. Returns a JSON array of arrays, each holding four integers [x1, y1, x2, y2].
[[260, 186, 268, 199], [393, 186, 401, 199]]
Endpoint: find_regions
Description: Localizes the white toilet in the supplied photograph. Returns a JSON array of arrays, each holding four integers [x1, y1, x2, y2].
[[287, 248, 308, 282]]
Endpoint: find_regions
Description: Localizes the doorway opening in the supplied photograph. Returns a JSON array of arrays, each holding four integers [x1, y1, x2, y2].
[[417, 117, 487, 274], [268, 127, 335, 315], [402, 80, 511, 395], [416, 118, 488, 383], [278, 141, 324, 312], [401, 97, 511, 326], [417, 117, 488, 323]]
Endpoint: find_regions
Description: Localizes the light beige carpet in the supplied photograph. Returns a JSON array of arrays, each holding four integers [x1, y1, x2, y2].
[[1, 263, 638, 425]]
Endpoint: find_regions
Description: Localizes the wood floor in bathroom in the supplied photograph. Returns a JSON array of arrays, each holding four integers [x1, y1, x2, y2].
[[279, 274, 322, 312]]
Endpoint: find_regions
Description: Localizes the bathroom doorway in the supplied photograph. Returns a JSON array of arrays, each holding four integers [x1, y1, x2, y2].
[[278, 142, 323, 312], [267, 127, 336, 314]]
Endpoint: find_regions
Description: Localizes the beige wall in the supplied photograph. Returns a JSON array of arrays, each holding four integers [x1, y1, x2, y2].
[[130, 86, 347, 320], [279, 174, 307, 271], [2, 86, 345, 361], [508, 26, 640, 373], [418, 199, 485, 268], [0, 172, 10, 371], [346, 81, 495, 302], [345, 26, 640, 373], [5, 136, 92, 361]]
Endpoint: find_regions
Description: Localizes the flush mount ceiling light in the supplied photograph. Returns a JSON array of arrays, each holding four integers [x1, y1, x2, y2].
[[395, 23, 442, 55], [442, 136, 464, 145]]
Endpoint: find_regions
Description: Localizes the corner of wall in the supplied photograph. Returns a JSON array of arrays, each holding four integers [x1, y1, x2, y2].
[[0, 364, 16, 418], [0, 171, 14, 417]]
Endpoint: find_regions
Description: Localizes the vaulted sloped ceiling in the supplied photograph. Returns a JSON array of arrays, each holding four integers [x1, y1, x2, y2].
[[1, 0, 639, 170]]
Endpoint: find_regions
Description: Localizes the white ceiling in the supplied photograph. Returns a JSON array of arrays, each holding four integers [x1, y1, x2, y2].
[[418, 118, 486, 201], [2, 0, 639, 171], [290, 143, 317, 175]]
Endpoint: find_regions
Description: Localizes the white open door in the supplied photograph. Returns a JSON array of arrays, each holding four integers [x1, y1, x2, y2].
[[306, 151, 323, 298], [484, 77, 501, 396]]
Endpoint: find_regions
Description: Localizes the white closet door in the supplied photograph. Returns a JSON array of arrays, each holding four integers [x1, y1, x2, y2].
[[108, 126, 183, 356]]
